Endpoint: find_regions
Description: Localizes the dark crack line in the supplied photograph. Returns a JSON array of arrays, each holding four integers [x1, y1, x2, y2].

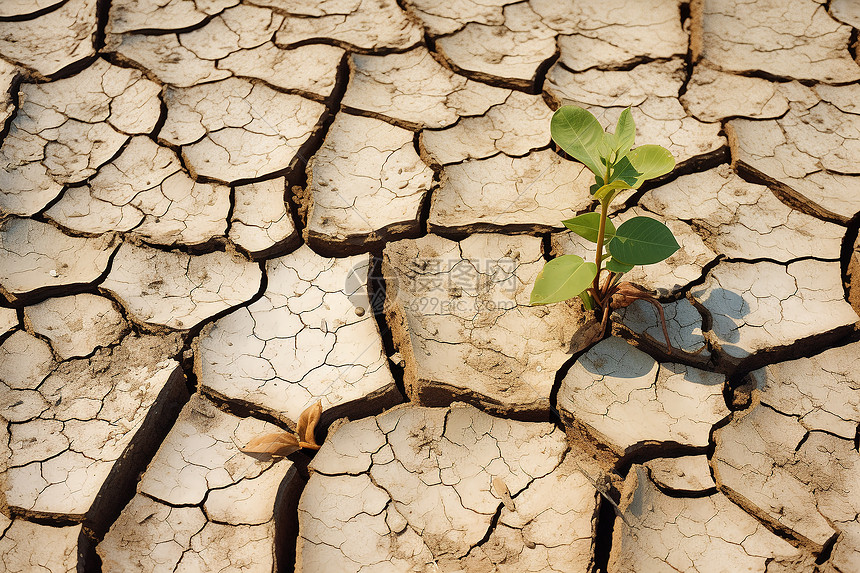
[[461, 501, 504, 561]]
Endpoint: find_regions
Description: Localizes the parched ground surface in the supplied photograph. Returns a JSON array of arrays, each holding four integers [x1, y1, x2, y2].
[[1, 0, 859, 571]]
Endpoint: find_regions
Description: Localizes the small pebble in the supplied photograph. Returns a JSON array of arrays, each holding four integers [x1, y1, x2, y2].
[[355, 307, 365, 316]]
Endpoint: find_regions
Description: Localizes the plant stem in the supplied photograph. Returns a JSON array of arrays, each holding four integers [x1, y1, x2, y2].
[[592, 199, 610, 298]]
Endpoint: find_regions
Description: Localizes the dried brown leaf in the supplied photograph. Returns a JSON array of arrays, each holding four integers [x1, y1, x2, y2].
[[296, 400, 322, 448], [492, 477, 515, 511], [570, 317, 604, 355], [241, 432, 301, 457]]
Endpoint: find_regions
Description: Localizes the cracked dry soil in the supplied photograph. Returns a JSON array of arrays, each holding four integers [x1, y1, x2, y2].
[[0, 0, 859, 571]]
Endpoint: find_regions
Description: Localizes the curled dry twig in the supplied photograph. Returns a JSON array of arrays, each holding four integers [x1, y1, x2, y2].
[[608, 282, 673, 355]]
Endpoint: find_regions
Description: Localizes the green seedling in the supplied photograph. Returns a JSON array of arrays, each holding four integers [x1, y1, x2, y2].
[[530, 105, 679, 351]]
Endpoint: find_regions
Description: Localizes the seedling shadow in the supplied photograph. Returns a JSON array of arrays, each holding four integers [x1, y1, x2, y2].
[[694, 287, 750, 356]]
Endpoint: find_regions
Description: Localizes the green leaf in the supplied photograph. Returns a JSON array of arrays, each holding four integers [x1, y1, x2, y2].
[[597, 134, 614, 162], [614, 108, 635, 156], [593, 180, 632, 203], [604, 257, 634, 273], [594, 155, 641, 204], [550, 106, 605, 178], [608, 216, 680, 265], [530, 255, 598, 305], [579, 291, 596, 311], [561, 212, 616, 243], [609, 156, 640, 186], [589, 174, 605, 195], [626, 145, 675, 188]]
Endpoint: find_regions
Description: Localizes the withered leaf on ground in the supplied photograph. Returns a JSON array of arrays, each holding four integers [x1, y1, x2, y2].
[[241, 432, 301, 457], [297, 400, 323, 450], [492, 476, 515, 511]]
